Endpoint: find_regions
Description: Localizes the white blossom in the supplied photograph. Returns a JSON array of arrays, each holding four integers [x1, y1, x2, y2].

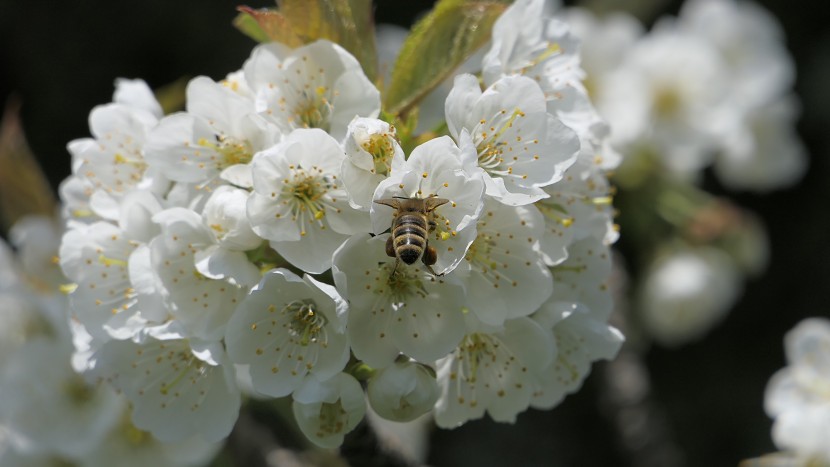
[[247, 128, 369, 273], [531, 302, 623, 409], [454, 200, 552, 325], [0, 338, 122, 458], [598, 21, 730, 177], [60, 221, 150, 341], [341, 117, 405, 210], [529, 238, 623, 408], [537, 156, 618, 266], [149, 208, 251, 341], [78, 413, 221, 467], [144, 76, 278, 188], [483, 0, 585, 103], [292, 373, 366, 449], [90, 334, 240, 442], [678, 0, 794, 106], [367, 359, 439, 422], [483, 0, 616, 171], [712, 94, 807, 192], [446, 74, 579, 205], [434, 316, 554, 427], [64, 80, 160, 218], [225, 269, 349, 397], [332, 234, 466, 367], [245, 40, 380, 141]]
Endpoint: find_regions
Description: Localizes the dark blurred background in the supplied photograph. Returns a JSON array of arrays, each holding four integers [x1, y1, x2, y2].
[[1, 1, 828, 466]]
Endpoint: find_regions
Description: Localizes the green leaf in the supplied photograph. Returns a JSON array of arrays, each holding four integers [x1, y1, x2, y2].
[[233, 1, 378, 80], [383, 0, 510, 117]]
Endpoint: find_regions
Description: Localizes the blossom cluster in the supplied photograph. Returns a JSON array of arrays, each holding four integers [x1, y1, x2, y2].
[[560, 0, 804, 346], [51, 0, 623, 449], [0, 217, 220, 466]]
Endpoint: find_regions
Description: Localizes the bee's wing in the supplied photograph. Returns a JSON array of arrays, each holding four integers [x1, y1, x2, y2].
[[374, 198, 401, 209], [425, 197, 449, 211]]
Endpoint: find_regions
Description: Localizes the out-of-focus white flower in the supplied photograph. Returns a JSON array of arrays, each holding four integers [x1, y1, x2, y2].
[[0, 338, 122, 459], [292, 373, 366, 449], [244, 40, 380, 141], [367, 358, 439, 422], [78, 411, 221, 467], [446, 74, 579, 205], [677, 0, 806, 191], [562, 8, 644, 88], [8, 216, 64, 292], [638, 246, 741, 346], [332, 234, 466, 367], [225, 269, 349, 397], [434, 316, 554, 427], [713, 94, 807, 191], [341, 117, 405, 210], [90, 334, 241, 442], [247, 128, 369, 273], [371, 136, 485, 275], [599, 24, 729, 177], [678, 0, 793, 106], [765, 318, 830, 464]]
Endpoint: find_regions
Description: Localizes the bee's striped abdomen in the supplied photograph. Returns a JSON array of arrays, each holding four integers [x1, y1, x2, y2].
[[392, 213, 427, 265]]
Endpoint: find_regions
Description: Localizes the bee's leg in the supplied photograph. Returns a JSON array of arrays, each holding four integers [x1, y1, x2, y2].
[[385, 235, 396, 258], [422, 243, 444, 277], [391, 258, 401, 277]]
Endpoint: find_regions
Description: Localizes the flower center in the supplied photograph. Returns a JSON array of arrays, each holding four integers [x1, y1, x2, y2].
[[281, 165, 340, 235], [381, 263, 429, 303], [362, 133, 396, 176], [457, 333, 501, 383], [475, 108, 526, 176], [64, 374, 97, 405], [120, 411, 153, 446], [197, 135, 254, 169], [316, 399, 349, 436], [653, 86, 683, 118], [295, 86, 333, 131], [283, 299, 327, 346]]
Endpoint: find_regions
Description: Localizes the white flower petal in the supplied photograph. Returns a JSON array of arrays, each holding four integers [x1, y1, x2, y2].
[[292, 373, 366, 448]]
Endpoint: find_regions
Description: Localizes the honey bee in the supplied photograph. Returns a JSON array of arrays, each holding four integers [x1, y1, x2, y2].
[[374, 196, 449, 276]]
